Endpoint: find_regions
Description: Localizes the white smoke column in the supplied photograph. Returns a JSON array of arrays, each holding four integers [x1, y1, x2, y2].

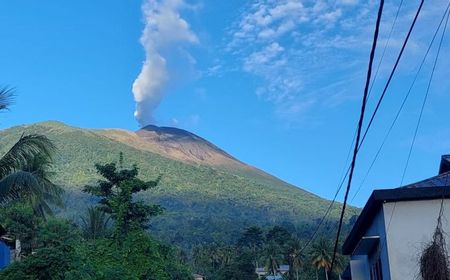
[[133, 0, 198, 126]]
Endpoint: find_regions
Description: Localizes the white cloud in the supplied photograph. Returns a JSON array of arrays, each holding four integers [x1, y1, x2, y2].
[[225, 0, 447, 121], [132, 0, 198, 126]]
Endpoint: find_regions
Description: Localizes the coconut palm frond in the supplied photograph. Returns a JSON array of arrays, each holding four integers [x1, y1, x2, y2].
[[22, 153, 64, 207], [28, 191, 60, 218], [81, 207, 111, 239], [22, 154, 64, 217], [0, 87, 14, 112], [0, 134, 56, 178], [0, 170, 42, 203]]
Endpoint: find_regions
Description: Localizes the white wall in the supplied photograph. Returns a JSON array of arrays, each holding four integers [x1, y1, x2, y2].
[[383, 199, 450, 280]]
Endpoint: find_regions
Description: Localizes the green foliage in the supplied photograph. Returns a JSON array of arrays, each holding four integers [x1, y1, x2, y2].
[[238, 226, 264, 250], [0, 134, 59, 207], [0, 218, 192, 280], [0, 102, 61, 216], [80, 230, 191, 280], [0, 202, 41, 256], [286, 238, 303, 280], [0, 219, 80, 280], [80, 207, 110, 240], [216, 251, 258, 280], [83, 162, 163, 240], [0, 121, 360, 250], [192, 225, 348, 280]]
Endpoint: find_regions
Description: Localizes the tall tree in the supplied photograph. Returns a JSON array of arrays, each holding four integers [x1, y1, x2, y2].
[[311, 238, 332, 280], [83, 161, 162, 241], [266, 226, 292, 249], [287, 238, 303, 280], [238, 226, 264, 267], [264, 241, 283, 277]]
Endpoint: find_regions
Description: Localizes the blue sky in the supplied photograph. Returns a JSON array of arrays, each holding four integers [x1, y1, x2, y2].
[[1, 0, 450, 207]]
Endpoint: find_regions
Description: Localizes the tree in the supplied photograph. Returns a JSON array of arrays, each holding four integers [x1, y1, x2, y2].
[[287, 238, 304, 280], [80, 207, 110, 240], [311, 238, 333, 280], [266, 226, 292, 249], [83, 161, 163, 241], [0, 88, 61, 214], [0, 219, 80, 280], [0, 203, 41, 258], [264, 241, 284, 276], [238, 226, 264, 267], [217, 251, 258, 280]]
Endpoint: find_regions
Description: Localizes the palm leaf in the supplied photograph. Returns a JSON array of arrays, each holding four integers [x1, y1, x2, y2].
[[0, 170, 42, 203], [81, 207, 111, 239], [22, 154, 64, 217], [0, 86, 14, 112], [0, 134, 56, 178]]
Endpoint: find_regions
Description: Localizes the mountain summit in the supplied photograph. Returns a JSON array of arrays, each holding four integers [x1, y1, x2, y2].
[[136, 124, 240, 166]]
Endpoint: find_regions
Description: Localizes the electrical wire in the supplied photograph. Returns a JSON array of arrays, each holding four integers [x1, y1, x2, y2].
[[368, 0, 404, 100], [358, 0, 425, 154], [400, 6, 450, 188], [351, 2, 450, 202], [297, 0, 410, 254], [297, 0, 424, 258], [331, 0, 426, 274], [377, 4, 450, 269], [330, 0, 385, 274]]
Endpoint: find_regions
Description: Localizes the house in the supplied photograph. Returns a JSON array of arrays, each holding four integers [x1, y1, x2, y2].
[[342, 155, 450, 279], [255, 264, 289, 279], [193, 273, 205, 280]]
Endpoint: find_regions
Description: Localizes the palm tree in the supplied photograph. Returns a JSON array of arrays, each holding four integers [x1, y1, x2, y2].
[[81, 207, 111, 240], [287, 238, 303, 280], [0, 87, 61, 214], [264, 242, 283, 277], [310, 238, 332, 280]]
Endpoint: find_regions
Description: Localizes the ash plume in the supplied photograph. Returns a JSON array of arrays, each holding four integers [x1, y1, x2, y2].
[[132, 0, 198, 126]]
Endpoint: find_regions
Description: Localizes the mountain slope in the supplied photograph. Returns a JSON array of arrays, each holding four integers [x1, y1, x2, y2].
[[0, 121, 357, 248]]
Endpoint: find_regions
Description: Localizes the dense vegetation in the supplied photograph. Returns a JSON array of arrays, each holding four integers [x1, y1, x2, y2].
[[0, 121, 358, 250], [0, 90, 191, 279], [0, 162, 192, 280], [190, 225, 346, 280], [0, 90, 358, 279]]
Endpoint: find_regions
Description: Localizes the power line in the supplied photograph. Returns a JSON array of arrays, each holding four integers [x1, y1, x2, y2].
[[358, 0, 424, 153], [368, 0, 404, 100], [331, 0, 426, 274], [298, 0, 422, 257], [384, 12, 449, 253], [351, 2, 450, 202], [400, 6, 450, 186], [330, 0, 385, 274], [298, 0, 408, 254], [339, 0, 404, 184]]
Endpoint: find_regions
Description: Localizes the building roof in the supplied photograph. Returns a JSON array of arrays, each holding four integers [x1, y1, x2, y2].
[[439, 155, 450, 174], [342, 170, 450, 255], [255, 265, 290, 274], [278, 265, 289, 272]]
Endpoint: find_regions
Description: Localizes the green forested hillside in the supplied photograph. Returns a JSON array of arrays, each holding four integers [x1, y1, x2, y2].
[[0, 121, 358, 248]]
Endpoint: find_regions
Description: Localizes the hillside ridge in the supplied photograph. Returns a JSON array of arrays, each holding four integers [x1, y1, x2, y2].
[[0, 121, 358, 248]]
